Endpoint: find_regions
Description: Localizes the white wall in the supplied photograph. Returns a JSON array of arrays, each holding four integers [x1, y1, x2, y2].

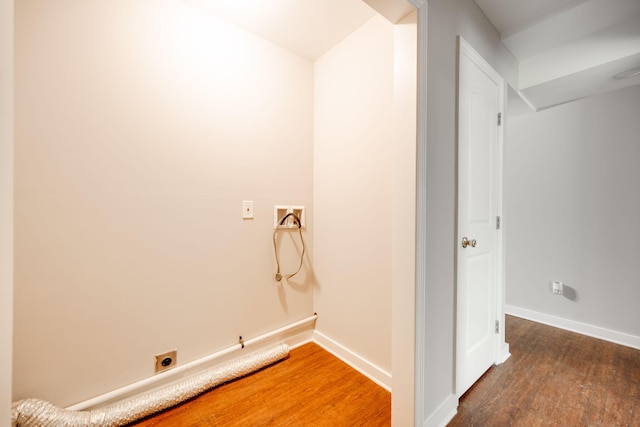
[[14, 0, 314, 406], [0, 0, 14, 424], [505, 85, 640, 341], [314, 13, 418, 425], [391, 11, 417, 427], [314, 14, 395, 375], [14, 0, 419, 417], [422, 0, 517, 424]]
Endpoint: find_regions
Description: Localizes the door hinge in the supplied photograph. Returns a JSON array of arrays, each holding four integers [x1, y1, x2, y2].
[[495, 320, 500, 334], [497, 112, 502, 126], [496, 216, 501, 230]]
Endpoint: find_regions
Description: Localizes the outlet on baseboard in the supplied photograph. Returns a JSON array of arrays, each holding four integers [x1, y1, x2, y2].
[[155, 350, 177, 373]]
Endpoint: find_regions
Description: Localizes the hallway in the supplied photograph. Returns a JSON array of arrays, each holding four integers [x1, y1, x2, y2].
[[449, 315, 640, 426]]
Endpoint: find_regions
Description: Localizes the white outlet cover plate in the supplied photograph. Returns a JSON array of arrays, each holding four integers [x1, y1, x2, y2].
[[552, 281, 564, 295], [242, 200, 254, 219]]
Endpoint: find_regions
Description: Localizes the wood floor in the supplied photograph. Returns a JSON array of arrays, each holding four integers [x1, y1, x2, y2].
[[130, 342, 390, 426], [449, 315, 640, 426], [129, 316, 639, 426]]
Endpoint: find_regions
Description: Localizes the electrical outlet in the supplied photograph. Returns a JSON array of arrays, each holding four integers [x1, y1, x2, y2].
[[155, 350, 177, 373], [552, 281, 564, 295], [242, 200, 254, 219]]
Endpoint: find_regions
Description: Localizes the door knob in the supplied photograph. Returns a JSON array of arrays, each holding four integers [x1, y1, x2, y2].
[[462, 237, 477, 248]]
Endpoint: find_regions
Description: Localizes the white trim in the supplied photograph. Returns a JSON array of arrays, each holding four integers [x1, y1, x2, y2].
[[495, 56, 508, 367], [67, 317, 396, 413], [506, 305, 640, 350], [0, 1, 14, 425], [312, 330, 392, 391], [497, 342, 511, 364], [408, 0, 427, 7], [422, 394, 457, 427], [413, 1, 428, 425], [67, 315, 317, 411], [458, 37, 505, 85]]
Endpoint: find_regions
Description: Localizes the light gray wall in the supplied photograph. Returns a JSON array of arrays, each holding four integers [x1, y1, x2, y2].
[[423, 0, 517, 421], [505, 85, 640, 338]]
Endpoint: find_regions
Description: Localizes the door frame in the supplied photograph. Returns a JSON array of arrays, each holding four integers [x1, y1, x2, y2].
[[455, 36, 509, 397]]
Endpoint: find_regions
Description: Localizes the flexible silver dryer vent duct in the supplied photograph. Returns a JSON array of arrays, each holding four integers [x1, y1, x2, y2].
[[12, 343, 289, 427]]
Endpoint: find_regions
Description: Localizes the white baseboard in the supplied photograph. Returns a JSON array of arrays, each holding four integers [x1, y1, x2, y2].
[[506, 304, 640, 350], [312, 330, 392, 391], [498, 342, 511, 364], [68, 319, 396, 413], [422, 394, 458, 427], [67, 316, 316, 411]]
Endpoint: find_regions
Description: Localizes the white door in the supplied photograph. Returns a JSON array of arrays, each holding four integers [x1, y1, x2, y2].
[[456, 37, 504, 397]]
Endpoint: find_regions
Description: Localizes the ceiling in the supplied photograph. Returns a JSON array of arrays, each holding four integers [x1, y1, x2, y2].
[[182, 0, 377, 60], [183, 0, 639, 112], [474, 0, 640, 111], [182, 0, 415, 60]]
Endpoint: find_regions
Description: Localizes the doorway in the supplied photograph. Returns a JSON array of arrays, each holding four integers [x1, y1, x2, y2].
[[455, 36, 508, 397]]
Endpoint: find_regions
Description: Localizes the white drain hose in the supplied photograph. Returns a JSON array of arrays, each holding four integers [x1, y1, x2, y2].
[[12, 343, 289, 427]]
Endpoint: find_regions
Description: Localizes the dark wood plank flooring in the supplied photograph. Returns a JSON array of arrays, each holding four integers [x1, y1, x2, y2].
[[130, 342, 390, 426], [449, 315, 640, 426]]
